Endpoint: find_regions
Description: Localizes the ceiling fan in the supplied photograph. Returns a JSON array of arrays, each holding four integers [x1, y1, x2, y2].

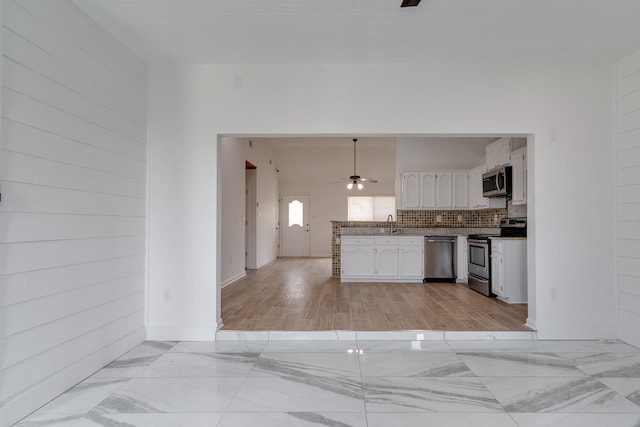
[[334, 138, 378, 190]]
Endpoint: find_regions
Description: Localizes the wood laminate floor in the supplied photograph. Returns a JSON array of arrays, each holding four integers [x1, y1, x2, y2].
[[221, 257, 530, 331]]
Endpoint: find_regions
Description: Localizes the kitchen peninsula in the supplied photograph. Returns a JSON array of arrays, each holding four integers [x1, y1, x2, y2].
[[331, 208, 508, 278]]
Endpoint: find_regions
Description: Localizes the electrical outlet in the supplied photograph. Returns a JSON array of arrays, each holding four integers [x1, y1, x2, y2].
[[229, 257, 232, 265], [436, 215, 442, 223], [457, 215, 462, 222], [163, 289, 171, 302], [493, 214, 498, 224], [550, 288, 558, 301]]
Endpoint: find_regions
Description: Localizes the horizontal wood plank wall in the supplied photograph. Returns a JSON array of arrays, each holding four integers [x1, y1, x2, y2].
[[617, 48, 640, 348], [0, 0, 147, 424]]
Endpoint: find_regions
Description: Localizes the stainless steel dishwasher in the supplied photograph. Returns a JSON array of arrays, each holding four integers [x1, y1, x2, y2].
[[423, 236, 457, 283]]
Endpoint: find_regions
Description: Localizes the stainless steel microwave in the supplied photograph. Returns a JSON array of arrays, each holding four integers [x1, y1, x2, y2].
[[482, 166, 512, 197]]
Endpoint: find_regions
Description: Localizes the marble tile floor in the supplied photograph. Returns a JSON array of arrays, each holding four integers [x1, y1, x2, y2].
[[14, 338, 640, 427]]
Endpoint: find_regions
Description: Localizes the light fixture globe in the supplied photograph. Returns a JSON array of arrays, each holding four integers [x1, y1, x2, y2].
[[357, 183, 364, 190], [347, 182, 354, 190]]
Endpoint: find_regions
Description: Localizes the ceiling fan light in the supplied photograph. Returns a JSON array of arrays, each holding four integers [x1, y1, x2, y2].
[[357, 183, 364, 190], [347, 182, 353, 190]]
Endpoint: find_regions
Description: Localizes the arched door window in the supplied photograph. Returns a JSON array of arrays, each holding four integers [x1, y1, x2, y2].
[[288, 200, 304, 228]]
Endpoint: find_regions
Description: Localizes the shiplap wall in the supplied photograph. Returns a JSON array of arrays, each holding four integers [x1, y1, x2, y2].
[[0, 1, 147, 424], [617, 48, 640, 348]]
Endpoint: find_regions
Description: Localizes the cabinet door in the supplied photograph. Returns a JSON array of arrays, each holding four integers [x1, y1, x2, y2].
[[342, 246, 375, 277], [376, 247, 399, 277], [456, 236, 468, 283], [511, 147, 527, 205], [399, 246, 424, 279], [491, 253, 503, 296], [436, 172, 453, 208], [497, 138, 512, 166], [468, 168, 480, 208], [486, 143, 499, 170], [453, 172, 469, 208], [402, 172, 421, 209], [420, 172, 437, 208], [469, 164, 489, 209]]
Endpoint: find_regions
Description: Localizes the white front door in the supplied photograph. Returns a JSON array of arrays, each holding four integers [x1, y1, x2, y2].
[[280, 194, 310, 257]]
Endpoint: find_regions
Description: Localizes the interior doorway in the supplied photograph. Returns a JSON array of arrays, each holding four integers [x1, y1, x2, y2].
[[245, 161, 257, 269], [280, 193, 311, 257], [218, 134, 535, 332]]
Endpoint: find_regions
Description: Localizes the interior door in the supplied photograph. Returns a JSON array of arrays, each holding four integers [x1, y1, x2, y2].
[[280, 194, 310, 257]]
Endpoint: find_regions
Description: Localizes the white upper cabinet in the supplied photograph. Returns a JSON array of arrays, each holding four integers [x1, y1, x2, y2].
[[401, 171, 467, 210], [402, 172, 422, 209], [511, 146, 527, 205], [420, 172, 437, 208], [435, 172, 453, 208], [486, 143, 498, 171], [469, 164, 488, 209], [486, 137, 512, 170], [453, 172, 469, 208]]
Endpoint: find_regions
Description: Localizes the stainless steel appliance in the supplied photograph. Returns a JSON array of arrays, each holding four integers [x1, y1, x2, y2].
[[467, 217, 527, 296], [423, 236, 456, 283], [467, 237, 492, 295], [482, 166, 512, 197]]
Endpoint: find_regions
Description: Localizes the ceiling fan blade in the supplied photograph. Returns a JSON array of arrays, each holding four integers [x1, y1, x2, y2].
[[359, 178, 378, 183]]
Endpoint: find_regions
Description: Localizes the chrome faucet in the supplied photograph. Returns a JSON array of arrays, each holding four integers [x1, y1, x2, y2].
[[387, 214, 394, 234]]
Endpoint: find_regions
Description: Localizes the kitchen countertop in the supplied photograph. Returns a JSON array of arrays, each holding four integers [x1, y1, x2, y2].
[[340, 227, 502, 237]]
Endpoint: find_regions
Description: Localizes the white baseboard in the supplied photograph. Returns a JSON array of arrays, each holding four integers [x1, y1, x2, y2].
[[0, 328, 144, 426], [146, 326, 217, 341], [238, 257, 277, 272], [221, 271, 246, 288], [255, 257, 277, 269], [525, 318, 537, 330]]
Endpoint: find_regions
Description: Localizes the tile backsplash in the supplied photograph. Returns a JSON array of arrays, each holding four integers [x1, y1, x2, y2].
[[396, 208, 507, 228]]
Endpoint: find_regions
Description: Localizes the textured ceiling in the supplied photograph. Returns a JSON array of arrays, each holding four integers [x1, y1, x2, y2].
[[75, 0, 640, 65]]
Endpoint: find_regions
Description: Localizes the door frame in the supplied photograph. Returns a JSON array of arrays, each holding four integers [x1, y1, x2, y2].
[[245, 164, 257, 269]]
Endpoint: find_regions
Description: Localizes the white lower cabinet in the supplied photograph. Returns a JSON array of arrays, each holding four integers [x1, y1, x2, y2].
[[341, 238, 375, 278], [399, 237, 424, 280], [341, 236, 423, 282], [490, 238, 527, 303], [456, 235, 468, 283], [375, 238, 399, 277]]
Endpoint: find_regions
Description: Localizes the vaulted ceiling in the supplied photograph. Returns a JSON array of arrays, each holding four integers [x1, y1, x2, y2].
[[75, 0, 640, 65]]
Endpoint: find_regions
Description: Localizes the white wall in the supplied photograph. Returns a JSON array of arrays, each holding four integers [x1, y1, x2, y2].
[[0, 1, 147, 424], [396, 137, 496, 172], [269, 139, 396, 257], [616, 48, 640, 347], [147, 62, 616, 341], [220, 137, 279, 287]]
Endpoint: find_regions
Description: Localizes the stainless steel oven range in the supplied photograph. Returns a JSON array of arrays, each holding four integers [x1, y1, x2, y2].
[[467, 217, 526, 297], [467, 236, 492, 296]]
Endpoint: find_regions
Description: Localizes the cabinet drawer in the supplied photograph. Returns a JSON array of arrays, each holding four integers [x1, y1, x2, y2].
[[374, 237, 399, 246], [342, 236, 375, 246], [399, 236, 423, 246]]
